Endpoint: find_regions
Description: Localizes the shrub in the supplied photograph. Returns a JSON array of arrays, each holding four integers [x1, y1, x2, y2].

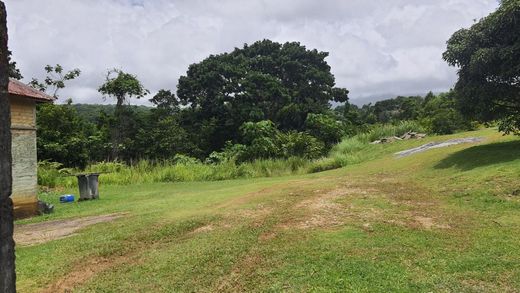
[[280, 131, 325, 159], [305, 113, 345, 147]]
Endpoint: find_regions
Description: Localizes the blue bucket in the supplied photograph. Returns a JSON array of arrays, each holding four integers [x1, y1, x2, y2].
[[59, 194, 75, 203]]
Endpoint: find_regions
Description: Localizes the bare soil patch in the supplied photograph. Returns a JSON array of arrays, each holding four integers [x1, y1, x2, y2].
[[190, 224, 214, 234], [279, 186, 378, 230], [15, 213, 125, 246], [40, 256, 131, 293], [413, 216, 451, 230]]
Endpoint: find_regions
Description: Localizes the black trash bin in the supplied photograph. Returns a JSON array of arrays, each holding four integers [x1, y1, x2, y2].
[[76, 173, 100, 201]]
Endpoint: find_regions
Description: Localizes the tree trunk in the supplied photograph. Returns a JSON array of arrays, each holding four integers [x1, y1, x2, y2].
[[0, 1, 16, 292], [111, 98, 124, 160]]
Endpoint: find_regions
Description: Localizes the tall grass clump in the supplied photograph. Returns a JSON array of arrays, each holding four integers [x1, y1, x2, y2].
[[309, 121, 426, 173], [37, 161, 75, 188], [356, 120, 426, 143], [38, 157, 313, 188]]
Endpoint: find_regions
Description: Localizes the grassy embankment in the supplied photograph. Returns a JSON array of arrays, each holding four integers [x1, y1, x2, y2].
[[17, 127, 520, 292]]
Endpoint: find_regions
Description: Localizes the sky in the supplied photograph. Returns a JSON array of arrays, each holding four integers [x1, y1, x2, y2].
[[5, 0, 499, 106]]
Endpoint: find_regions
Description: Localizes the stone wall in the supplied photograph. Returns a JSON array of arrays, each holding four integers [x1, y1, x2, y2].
[[9, 95, 37, 218]]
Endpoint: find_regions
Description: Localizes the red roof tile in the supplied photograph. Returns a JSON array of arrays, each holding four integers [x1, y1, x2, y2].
[[8, 79, 55, 102]]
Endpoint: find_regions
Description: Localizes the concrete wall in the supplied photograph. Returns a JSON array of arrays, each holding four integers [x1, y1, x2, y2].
[[9, 95, 38, 218]]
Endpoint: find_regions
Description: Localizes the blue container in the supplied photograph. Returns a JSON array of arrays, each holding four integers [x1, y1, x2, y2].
[[59, 194, 75, 203]]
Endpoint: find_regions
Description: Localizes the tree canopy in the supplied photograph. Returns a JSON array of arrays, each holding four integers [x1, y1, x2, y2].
[[443, 0, 520, 134], [98, 69, 149, 108], [177, 39, 349, 154]]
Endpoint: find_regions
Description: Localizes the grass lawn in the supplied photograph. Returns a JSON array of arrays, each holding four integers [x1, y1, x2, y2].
[[16, 128, 520, 292]]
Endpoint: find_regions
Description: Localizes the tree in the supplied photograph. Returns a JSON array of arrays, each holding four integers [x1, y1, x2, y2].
[[0, 1, 16, 291], [29, 64, 80, 98], [419, 92, 473, 134], [36, 102, 90, 168], [98, 69, 148, 108], [304, 113, 345, 148], [98, 69, 148, 159], [149, 89, 178, 112], [372, 95, 423, 123], [443, 0, 520, 134], [7, 50, 21, 80], [177, 39, 349, 155]]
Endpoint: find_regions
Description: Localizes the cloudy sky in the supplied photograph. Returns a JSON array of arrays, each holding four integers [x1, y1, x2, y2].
[[5, 0, 498, 105]]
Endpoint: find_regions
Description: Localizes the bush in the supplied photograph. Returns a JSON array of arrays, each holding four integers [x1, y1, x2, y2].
[[280, 131, 325, 159], [419, 92, 475, 134], [37, 161, 74, 188], [305, 113, 345, 147]]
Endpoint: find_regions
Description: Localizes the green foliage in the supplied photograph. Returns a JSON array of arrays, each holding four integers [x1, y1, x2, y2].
[[72, 104, 152, 124], [149, 89, 179, 113], [372, 95, 423, 123], [37, 161, 72, 188], [98, 69, 149, 107], [279, 131, 325, 160], [443, 0, 520, 134], [177, 39, 349, 154], [39, 157, 312, 188], [240, 120, 282, 159], [37, 103, 91, 168], [206, 142, 248, 164], [7, 50, 22, 80], [355, 121, 426, 143], [29, 64, 81, 98], [98, 69, 149, 160], [135, 114, 194, 160], [305, 113, 345, 147], [419, 92, 475, 134], [37, 121, 435, 188], [238, 120, 327, 161]]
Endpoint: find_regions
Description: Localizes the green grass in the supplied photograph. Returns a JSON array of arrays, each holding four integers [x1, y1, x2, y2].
[[17, 128, 520, 292], [38, 122, 427, 189]]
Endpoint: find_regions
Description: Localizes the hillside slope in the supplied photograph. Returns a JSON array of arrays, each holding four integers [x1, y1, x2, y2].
[[16, 128, 520, 292]]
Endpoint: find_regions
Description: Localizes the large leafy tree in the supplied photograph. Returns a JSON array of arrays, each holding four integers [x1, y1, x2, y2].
[[98, 69, 149, 108], [37, 102, 90, 168], [134, 90, 194, 160], [177, 39, 349, 154], [443, 0, 520, 134], [98, 69, 148, 159]]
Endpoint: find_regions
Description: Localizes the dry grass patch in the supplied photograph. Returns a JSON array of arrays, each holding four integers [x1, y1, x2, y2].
[[14, 213, 126, 246]]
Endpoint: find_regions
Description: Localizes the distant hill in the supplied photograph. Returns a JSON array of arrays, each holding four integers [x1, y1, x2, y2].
[[72, 104, 153, 123]]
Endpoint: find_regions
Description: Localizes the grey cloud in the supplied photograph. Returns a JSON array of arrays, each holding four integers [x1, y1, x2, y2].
[[5, 0, 498, 105]]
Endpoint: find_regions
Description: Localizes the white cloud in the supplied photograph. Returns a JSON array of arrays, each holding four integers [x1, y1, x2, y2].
[[5, 0, 498, 105]]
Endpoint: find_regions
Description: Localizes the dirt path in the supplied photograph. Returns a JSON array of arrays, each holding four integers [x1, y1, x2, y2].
[[14, 213, 125, 246]]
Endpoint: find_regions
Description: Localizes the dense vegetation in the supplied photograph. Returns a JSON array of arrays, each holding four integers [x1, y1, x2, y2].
[[444, 0, 520, 134], [38, 121, 425, 188], [8, 0, 516, 182], [34, 81, 474, 173]]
